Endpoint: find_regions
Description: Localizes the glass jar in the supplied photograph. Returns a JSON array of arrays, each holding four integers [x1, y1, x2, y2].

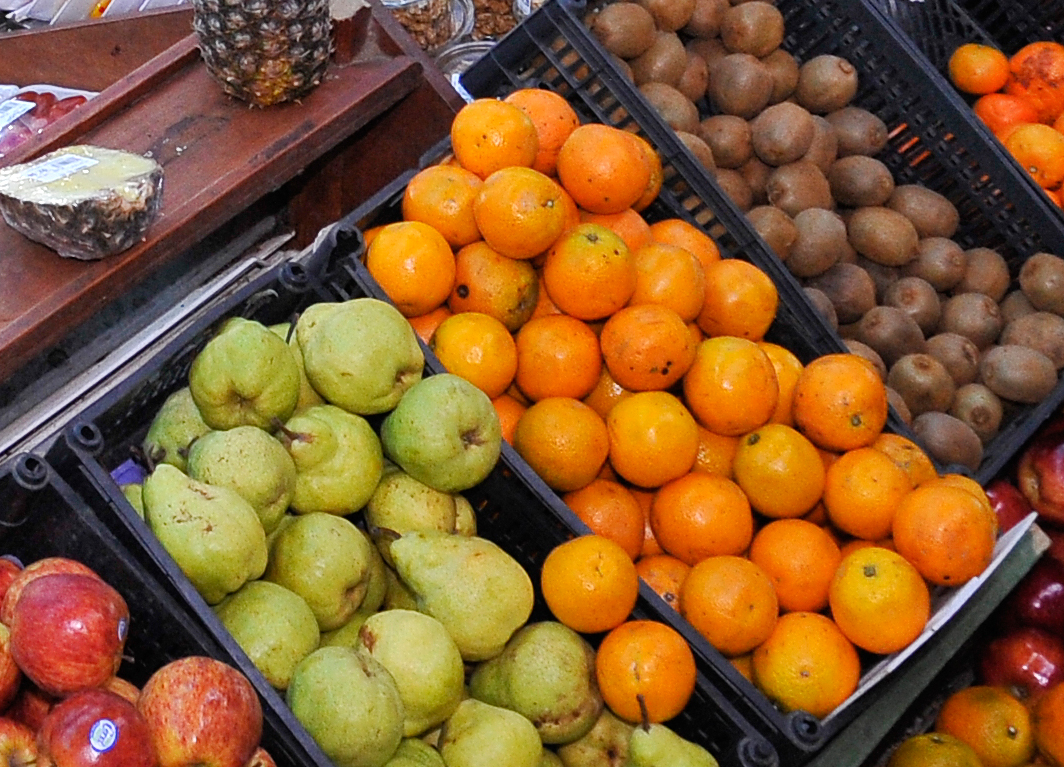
[[511, 0, 544, 23], [433, 39, 496, 100], [383, 0, 474, 53]]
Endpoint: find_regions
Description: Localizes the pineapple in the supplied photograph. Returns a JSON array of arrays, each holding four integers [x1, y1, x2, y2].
[[192, 0, 334, 108]]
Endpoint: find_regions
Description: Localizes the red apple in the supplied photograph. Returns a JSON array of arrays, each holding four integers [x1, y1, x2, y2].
[[0, 557, 23, 607], [102, 677, 141, 707], [37, 688, 157, 767], [1046, 524, 1064, 565], [1018, 422, 1064, 527], [978, 625, 1064, 702], [137, 657, 262, 767], [0, 715, 38, 766], [243, 747, 277, 767], [0, 624, 22, 713], [0, 557, 101, 626], [9, 573, 128, 697], [6, 682, 57, 731], [985, 478, 1035, 534], [997, 556, 1064, 636]]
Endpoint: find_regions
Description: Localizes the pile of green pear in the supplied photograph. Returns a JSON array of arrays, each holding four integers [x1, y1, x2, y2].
[[121, 297, 718, 767]]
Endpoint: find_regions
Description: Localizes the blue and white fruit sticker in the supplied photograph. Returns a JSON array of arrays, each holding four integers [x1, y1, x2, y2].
[[89, 718, 118, 753]]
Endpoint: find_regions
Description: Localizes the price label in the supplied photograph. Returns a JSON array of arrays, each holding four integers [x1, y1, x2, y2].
[[19, 153, 99, 184], [0, 99, 34, 130]]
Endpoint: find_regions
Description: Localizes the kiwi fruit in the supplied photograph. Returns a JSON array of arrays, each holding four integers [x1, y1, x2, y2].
[[682, 0, 729, 38], [902, 237, 968, 292], [707, 53, 774, 118], [739, 156, 772, 205], [855, 256, 900, 303], [885, 185, 960, 240], [677, 50, 711, 103], [1000, 312, 1064, 369], [589, 3, 658, 60], [764, 161, 833, 217], [714, 168, 754, 211], [925, 332, 981, 387], [824, 106, 889, 157], [938, 292, 1004, 350], [953, 247, 1011, 302], [798, 115, 839, 175], [749, 102, 816, 167], [855, 305, 927, 367], [612, 54, 635, 82], [1000, 290, 1037, 325], [687, 37, 729, 76], [1019, 252, 1064, 315], [761, 48, 800, 105], [636, 0, 697, 33], [886, 386, 913, 426], [846, 207, 920, 267], [887, 353, 956, 417], [804, 286, 838, 330], [979, 344, 1059, 404], [697, 114, 752, 169], [949, 383, 1003, 444], [785, 208, 851, 278], [719, 1, 784, 57], [881, 276, 941, 337], [676, 130, 717, 171], [912, 411, 983, 472], [747, 205, 798, 260], [630, 32, 688, 88], [805, 262, 877, 325], [639, 81, 700, 132], [795, 54, 859, 114], [826, 155, 895, 208], [844, 339, 887, 381]]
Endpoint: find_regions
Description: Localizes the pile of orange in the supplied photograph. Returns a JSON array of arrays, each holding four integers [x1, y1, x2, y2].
[[949, 41, 1064, 206]]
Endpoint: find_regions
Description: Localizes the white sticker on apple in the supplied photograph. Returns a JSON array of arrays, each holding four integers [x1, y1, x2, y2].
[[118, 617, 128, 643], [89, 719, 118, 752]]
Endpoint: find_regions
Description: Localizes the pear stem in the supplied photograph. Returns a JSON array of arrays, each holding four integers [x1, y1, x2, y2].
[[272, 416, 302, 443], [637, 694, 651, 733]]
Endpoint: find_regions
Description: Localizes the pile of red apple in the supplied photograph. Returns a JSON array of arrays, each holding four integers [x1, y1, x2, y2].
[[0, 555, 274, 767]]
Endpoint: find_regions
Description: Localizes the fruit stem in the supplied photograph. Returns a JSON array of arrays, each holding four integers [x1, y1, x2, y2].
[[637, 694, 651, 733]]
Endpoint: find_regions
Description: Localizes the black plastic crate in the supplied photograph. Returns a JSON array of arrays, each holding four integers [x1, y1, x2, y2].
[[0, 452, 321, 767], [44, 250, 779, 767]]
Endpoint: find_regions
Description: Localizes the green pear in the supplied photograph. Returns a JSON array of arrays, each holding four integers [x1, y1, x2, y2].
[[296, 299, 424, 415], [384, 739, 445, 767], [142, 386, 211, 471], [365, 466, 459, 566], [265, 512, 376, 630], [214, 580, 320, 691], [356, 610, 465, 737], [389, 530, 534, 661], [142, 464, 268, 604], [287, 645, 405, 767], [453, 494, 477, 536], [382, 563, 418, 611], [189, 317, 301, 430], [186, 425, 296, 534], [438, 699, 541, 767], [319, 544, 389, 647], [269, 321, 326, 412], [381, 374, 502, 493], [469, 621, 603, 745], [120, 483, 145, 519], [540, 750, 565, 767], [279, 404, 384, 515], [556, 709, 633, 767], [267, 512, 298, 553], [626, 723, 719, 767]]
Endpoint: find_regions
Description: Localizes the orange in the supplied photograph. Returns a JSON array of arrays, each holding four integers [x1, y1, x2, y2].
[[473, 166, 571, 259], [582, 365, 635, 419], [648, 218, 722, 273], [730, 653, 755, 683], [448, 240, 539, 332], [491, 393, 526, 444], [892, 483, 998, 586], [540, 534, 639, 633], [679, 555, 779, 657], [599, 304, 697, 391], [401, 163, 483, 248], [513, 314, 602, 402], [748, 519, 842, 613], [563, 478, 646, 561], [556, 123, 651, 214], [948, 43, 1011, 95], [751, 611, 861, 719], [887, 733, 984, 767], [503, 87, 580, 177], [529, 272, 563, 319], [633, 488, 663, 558], [513, 397, 610, 492], [628, 241, 707, 322], [732, 423, 826, 519], [450, 98, 539, 179], [606, 391, 700, 489], [1032, 681, 1064, 766], [697, 259, 779, 341], [871, 433, 939, 486], [1006, 41, 1064, 124], [935, 685, 1035, 767], [693, 426, 739, 477], [365, 220, 457, 317], [650, 472, 754, 565], [828, 546, 930, 655], [635, 553, 690, 610], [924, 474, 995, 518], [682, 336, 779, 437], [758, 342, 803, 427], [822, 447, 913, 541], [361, 223, 385, 249], [430, 312, 518, 399], [595, 620, 697, 724], [407, 305, 452, 345], [541, 223, 637, 320], [1003, 122, 1064, 188], [630, 133, 664, 213], [578, 208, 654, 253], [792, 353, 889, 452], [973, 92, 1042, 138]]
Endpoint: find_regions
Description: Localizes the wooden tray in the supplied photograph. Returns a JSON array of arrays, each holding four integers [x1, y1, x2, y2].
[[0, 3, 433, 384]]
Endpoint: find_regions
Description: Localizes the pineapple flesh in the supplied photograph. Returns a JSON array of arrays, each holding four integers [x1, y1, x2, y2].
[[193, 0, 334, 108]]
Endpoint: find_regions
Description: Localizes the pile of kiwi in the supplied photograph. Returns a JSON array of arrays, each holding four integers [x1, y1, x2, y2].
[[586, 0, 1064, 473]]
